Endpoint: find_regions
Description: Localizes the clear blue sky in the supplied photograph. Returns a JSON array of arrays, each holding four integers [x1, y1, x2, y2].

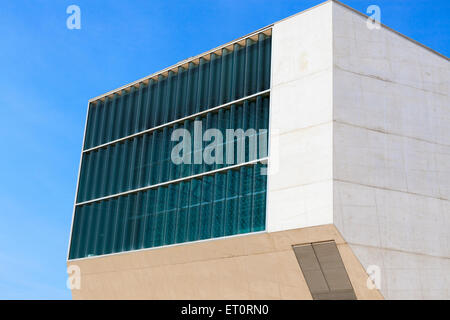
[[0, 0, 448, 299]]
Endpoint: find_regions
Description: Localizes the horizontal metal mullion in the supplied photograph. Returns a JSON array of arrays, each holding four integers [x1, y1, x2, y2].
[[75, 157, 268, 206], [83, 89, 270, 153]]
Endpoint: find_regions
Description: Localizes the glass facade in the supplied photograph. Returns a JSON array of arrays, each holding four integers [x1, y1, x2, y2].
[[83, 34, 271, 150], [70, 164, 267, 259], [69, 33, 271, 260], [77, 96, 269, 203]]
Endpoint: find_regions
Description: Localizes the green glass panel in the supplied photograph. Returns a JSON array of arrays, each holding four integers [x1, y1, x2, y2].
[[141, 134, 151, 187], [252, 172, 267, 232], [226, 168, 240, 236], [78, 96, 270, 203], [84, 103, 95, 149], [164, 184, 178, 246], [235, 45, 246, 99], [174, 67, 186, 119], [143, 188, 157, 248], [211, 172, 226, 238], [106, 144, 117, 196], [123, 193, 137, 251], [108, 198, 120, 254], [89, 102, 101, 148], [106, 94, 118, 143], [196, 58, 208, 113], [136, 190, 149, 249], [82, 36, 271, 149], [263, 35, 272, 91], [126, 88, 136, 136], [100, 98, 110, 145], [116, 196, 127, 252], [70, 162, 267, 259], [113, 91, 124, 141], [100, 147, 111, 198], [101, 199, 114, 255], [153, 186, 167, 247], [238, 166, 253, 234], [127, 137, 138, 191], [84, 150, 96, 200], [73, 205, 87, 259], [175, 181, 190, 244], [133, 136, 144, 190], [199, 175, 213, 240], [218, 48, 228, 105], [76, 153, 88, 203], [68, 206, 82, 259], [149, 131, 161, 185], [94, 201, 107, 256], [133, 84, 144, 134], [187, 178, 201, 242], [84, 203, 97, 257], [131, 192, 144, 250], [208, 53, 220, 108], [159, 127, 170, 183]]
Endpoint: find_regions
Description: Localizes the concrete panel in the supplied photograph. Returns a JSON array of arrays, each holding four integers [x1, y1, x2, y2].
[[333, 2, 448, 97], [332, 1, 450, 300], [267, 180, 333, 232], [334, 180, 449, 258], [270, 123, 333, 192], [267, 1, 333, 232], [271, 2, 333, 87], [334, 122, 450, 200], [270, 70, 332, 135], [350, 243, 450, 300], [69, 225, 383, 300]]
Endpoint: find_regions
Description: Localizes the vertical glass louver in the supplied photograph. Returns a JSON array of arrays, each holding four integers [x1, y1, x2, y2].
[[69, 32, 271, 260]]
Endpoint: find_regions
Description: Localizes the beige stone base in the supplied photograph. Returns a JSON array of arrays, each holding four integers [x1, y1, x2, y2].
[[68, 224, 383, 300]]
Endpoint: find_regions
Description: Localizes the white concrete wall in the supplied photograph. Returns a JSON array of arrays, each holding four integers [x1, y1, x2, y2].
[[267, 2, 333, 232], [332, 2, 450, 299]]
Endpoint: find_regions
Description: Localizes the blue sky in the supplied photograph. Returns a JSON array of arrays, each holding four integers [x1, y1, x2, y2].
[[0, 0, 448, 299]]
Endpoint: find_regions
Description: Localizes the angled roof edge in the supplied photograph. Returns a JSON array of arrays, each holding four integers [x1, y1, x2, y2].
[[89, 0, 448, 103], [275, 0, 448, 61], [330, 0, 449, 61]]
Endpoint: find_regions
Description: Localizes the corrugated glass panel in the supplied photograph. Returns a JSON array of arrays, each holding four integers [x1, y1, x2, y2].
[[83, 35, 271, 150], [69, 162, 267, 259], [77, 96, 269, 202]]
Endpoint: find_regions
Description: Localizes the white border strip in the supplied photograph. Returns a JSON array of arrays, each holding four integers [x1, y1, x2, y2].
[[84, 89, 271, 153], [76, 157, 268, 206]]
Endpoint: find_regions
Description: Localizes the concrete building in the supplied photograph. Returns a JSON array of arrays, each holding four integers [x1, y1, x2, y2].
[[68, 0, 449, 300]]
